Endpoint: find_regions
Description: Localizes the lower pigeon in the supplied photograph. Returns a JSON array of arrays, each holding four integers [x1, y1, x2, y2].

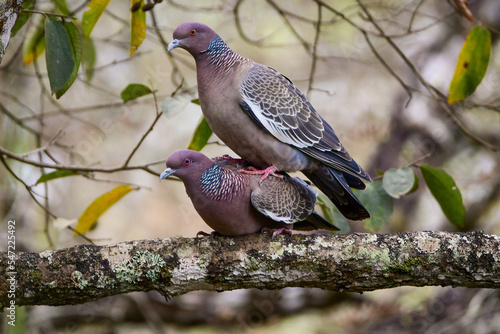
[[160, 150, 338, 237]]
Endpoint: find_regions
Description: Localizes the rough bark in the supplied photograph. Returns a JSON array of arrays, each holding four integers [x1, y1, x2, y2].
[[1, 231, 500, 308], [0, 0, 24, 64]]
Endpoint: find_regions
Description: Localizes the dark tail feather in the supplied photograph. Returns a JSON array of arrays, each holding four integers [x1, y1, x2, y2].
[[343, 172, 366, 190], [294, 211, 340, 231], [303, 166, 370, 221]]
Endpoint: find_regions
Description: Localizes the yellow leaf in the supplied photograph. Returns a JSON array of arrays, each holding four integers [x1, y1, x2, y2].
[[448, 25, 491, 104], [82, 0, 111, 41], [22, 18, 46, 65], [130, 0, 146, 56], [74, 185, 135, 236]]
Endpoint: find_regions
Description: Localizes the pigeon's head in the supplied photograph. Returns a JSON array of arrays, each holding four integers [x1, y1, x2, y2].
[[160, 149, 213, 182], [167, 23, 218, 56]]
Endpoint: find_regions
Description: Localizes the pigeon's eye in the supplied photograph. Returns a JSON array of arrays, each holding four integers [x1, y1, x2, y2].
[[183, 158, 192, 166], [190, 29, 197, 36]]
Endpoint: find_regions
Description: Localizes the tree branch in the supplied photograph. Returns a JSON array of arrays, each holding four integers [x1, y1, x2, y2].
[[2, 231, 500, 308], [0, 0, 24, 64]]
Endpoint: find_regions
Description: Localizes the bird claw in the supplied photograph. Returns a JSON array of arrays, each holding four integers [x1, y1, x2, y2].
[[239, 165, 283, 182], [196, 231, 219, 240], [260, 227, 292, 240]]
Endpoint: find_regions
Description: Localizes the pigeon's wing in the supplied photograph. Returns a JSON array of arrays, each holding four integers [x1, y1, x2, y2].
[[240, 64, 370, 182], [250, 175, 317, 224]]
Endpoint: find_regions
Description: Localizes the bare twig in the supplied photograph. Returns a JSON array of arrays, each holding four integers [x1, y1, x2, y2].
[[307, 2, 322, 97], [0, 155, 57, 221], [148, 7, 187, 87], [361, 30, 413, 105], [356, 0, 499, 151], [266, 0, 312, 52], [0, 145, 159, 176], [408, 0, 427, 32], [122, 89, 163, 167], [21, 9, 76, 20], [0, 101, 40, 136]]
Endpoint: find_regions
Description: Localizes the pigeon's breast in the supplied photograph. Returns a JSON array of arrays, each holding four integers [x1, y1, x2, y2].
[[198, 74, 311, 171]]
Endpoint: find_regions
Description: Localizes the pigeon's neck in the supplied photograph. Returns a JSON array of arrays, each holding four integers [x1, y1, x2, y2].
[[199, 164, 246, 202], [197, 36, 247, 72]]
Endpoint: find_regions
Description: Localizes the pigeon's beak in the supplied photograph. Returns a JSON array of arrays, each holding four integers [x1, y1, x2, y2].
[[167, 39, 181, 52], [160, 167, 176, 180]]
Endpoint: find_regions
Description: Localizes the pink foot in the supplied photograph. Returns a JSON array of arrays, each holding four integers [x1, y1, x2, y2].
[[261, 227, 292, 240], [239, 165, 283, 182]]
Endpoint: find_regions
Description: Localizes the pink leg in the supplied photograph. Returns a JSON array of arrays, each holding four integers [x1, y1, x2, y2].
[[239, 165, 283, 182], [261, 227, 292, 240]]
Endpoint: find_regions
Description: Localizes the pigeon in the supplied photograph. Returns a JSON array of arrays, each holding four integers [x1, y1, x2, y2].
[[160, 150, 338, 237], [167, 22, 371, 220]]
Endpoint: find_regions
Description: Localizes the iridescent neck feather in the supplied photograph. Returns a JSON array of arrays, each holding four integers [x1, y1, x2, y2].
[[203, 36, 246, 68]]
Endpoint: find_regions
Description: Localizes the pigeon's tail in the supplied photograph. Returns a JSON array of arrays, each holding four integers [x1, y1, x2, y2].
[[303, 166, 370, 221], [294, 211, 340, 231]]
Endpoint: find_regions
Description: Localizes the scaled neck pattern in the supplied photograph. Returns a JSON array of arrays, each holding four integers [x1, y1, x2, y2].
[[200, 164, 246, 202], [203, 36, 247, 70]]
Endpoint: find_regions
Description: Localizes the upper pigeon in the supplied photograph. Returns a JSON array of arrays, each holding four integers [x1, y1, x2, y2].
[[168, 22, 371, 220]]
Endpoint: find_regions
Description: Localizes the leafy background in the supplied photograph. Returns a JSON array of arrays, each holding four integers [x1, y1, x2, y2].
[[1, 0, 500, 332]]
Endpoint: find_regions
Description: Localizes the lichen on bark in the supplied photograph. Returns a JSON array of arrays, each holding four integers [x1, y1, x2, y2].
[[1, 231, 500, 308]]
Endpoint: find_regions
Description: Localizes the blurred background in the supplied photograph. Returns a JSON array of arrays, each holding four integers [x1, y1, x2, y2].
[[1, 0, 500, 332]]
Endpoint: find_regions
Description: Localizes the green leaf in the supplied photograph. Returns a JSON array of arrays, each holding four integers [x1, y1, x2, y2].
[[74, 185, 136, 235], [187, 116, 213, 151], [82, 37, 96, 82], [22, 17, 45, 65], [45, 18, 75, 95], [82, 0, 111, 41], [382, 167, 417, 198], [448, 25, 491, 104], [420, 164, 466, 228], [354, 182, 393, 232], [130, 0, 147, 56], [11, 0, 35, 37], [316, 193, 349, 233], [54, 21, 82, 98], [408, 172, 419, 194], [35, 170, 81, 185], [190, 98, 200, 105], [120, 84, 152, 103]]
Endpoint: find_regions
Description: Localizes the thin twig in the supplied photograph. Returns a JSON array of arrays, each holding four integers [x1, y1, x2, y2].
[[266, 0, 312, 52], [0, 145, 157, 175], [307, 2, 322, 97], [66, 226, 97, 246], [19, 100, 142, 122], [0, 101, 40, 136], [408, 0, 427, 32], [361, 30, 413, 105], [408, 152, 432, 168], [356, 0, 499, 151], [148, 8, 186, 87], [20, 130, 64, 158], [233, 0, 273, 46], [0, 155, 57, 221], [21, 9, 76, 20], [122, 90, 162, 167], [33, 56, 55, 248]]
